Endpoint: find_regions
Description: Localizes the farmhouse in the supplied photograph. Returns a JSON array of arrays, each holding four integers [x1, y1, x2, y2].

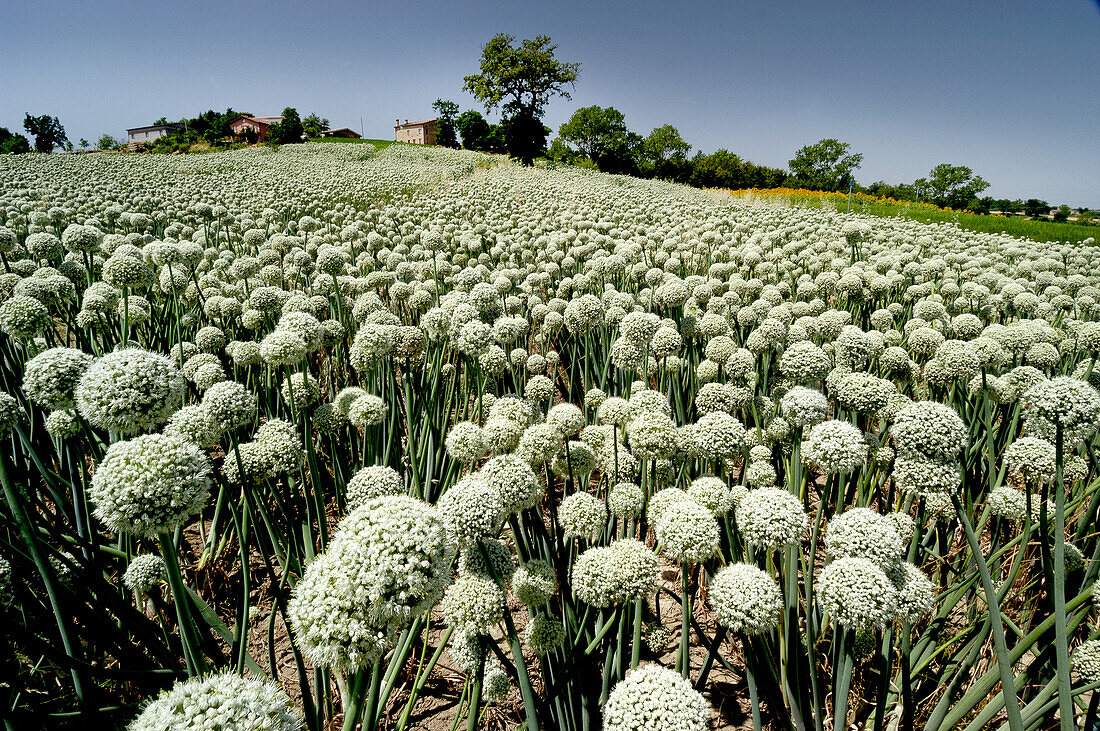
[[394, 118, 437, 145], [320, 127, 361, 139], [229, 115, 284, 142], [126, 123, 184, 148]]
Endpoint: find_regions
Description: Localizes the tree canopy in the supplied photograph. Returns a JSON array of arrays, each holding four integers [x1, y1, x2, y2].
[[639, 125, 692, 179], [463, 34, 579, 164], [914, 163, 990, 210], [23, 114, 68, 153], [301, 114, 329, 139], [557, 106, 638, 173], [269, 108, 303, 145], [788, 138, 863, 191], [432, 100, 460, 149], [0, 127, 31, 154]]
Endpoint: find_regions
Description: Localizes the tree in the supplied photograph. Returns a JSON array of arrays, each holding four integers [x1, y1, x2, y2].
[[913, 163, 990, 210], [1024, 198, 1050, 218], [97, 134, 122, 151], [639, 125, 691, 179], [456, 110, 496, 152], [0, 127, 31, 154], [269, 108, 304, 145], [78, 138, 89, 150], [788, 138, 863, 191], [463, 34, 580, 164], [23, 114, 68, 153], [689, 149, 745, 189], [301, 113, 329, 139], [557, 106, 638, 173], [432, 100, 460, 148], [1053, 204, 1071, 222]]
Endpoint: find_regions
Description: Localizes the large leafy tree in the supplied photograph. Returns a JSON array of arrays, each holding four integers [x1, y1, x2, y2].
[[557, 106, 638, 173], [914, 163, 990, 210], [788, 138, 863, 191], [463, 34, 580, 165], [639, 124, 691, 179], [23, 114, 68, 153], [432, 100, 460, 148]]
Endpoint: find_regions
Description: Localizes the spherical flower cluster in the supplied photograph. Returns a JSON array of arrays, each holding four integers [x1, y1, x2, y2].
[[892, 453, 962, 496], [801, 420, 868, 474], [558, 492, 607, 539], [817, 557, 898, 630], [524, 613, 566, 654], [571, 539, 658, 607], [446, 421, 488, 464], [603, 664, 709, 731], [779, 340, 831, 382], [891, 401, 968, 460], [123, 554, 168, 594], [163, 405, 221, 447], [441, 574, 506, 634], [647, 487, 691, 527], [281, 372, 320, 409], [459, 539, 515, 584], [551, 440, 596, 478], [129, 673, 303, 731], [628, 410, 678, 460], [288, 496, 453, 669], [76, 349, 185, 436], [1021, 376, 1100, 445], [517, 423, 563, 466], [607, 482, 645, 518], [22, 347, 94, 410], [0, 295, 50, 339], [709, 563, 782, 635], [45, 408, 81, 439], [547, 403, 585, 436], [746, 458, 778, 489], [833, 372, 895, 415], [437, 476, 506, 549], [736, 487, 807, 551], [1073, 639, 1100, 683], [825, 508, 904, 570], [682, 412, 746, 462], [524, 374, 555, 403], [512, 559, 558, 606], [347, 465, 404, 505], [779, 386, 829, 429], [89, 434, 211, 537], [685, 476, 732, 516], [480, 454, 543, 513], [597, 396, 632, 426], [201, 380, 256, 432], [888, 561, 936, 625], [655, 498, 719, 563], [1003, 437, 1057, 485]]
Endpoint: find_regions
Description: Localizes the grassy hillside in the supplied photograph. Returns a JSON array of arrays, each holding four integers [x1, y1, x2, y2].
[[726, 186, 1100, 243]]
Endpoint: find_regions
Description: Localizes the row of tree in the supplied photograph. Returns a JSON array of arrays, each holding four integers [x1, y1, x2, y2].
[[431, 35, 1009, 213], [0, 114, 70, 154]]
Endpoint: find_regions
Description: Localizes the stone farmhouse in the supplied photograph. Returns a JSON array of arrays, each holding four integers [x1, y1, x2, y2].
[[394, 119, 437, 145]]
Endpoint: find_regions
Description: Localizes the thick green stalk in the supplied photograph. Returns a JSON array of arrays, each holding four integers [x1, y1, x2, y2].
[[1052, 422, 1072, 731], [949, 492, 1024, 731]]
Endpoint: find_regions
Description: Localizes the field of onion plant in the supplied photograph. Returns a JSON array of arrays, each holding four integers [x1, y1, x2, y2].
[[2, 142, 1100, 731]]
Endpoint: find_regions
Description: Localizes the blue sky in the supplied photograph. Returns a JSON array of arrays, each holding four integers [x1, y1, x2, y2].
[[2, 0, 1097, 206]]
